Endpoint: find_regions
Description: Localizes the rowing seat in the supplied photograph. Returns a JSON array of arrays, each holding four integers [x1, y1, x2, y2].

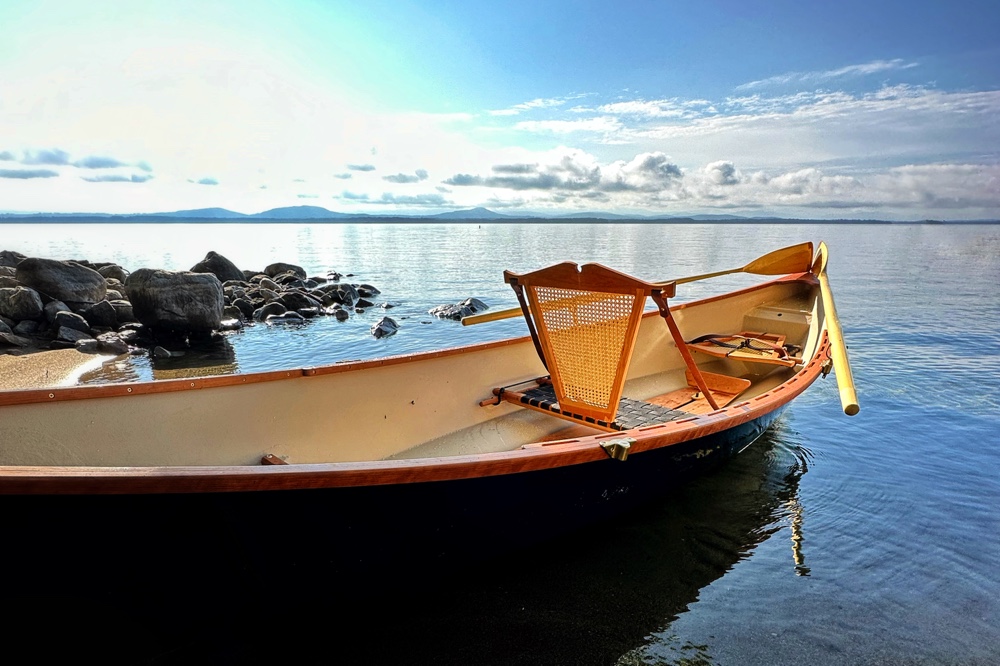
[[495, 261, 730, 432]]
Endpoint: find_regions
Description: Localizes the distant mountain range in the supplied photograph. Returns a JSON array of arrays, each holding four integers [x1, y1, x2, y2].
[[0, 205, 989, 224]]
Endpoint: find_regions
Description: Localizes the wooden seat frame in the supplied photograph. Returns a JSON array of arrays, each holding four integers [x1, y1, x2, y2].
[[504, 262, 723, 428]]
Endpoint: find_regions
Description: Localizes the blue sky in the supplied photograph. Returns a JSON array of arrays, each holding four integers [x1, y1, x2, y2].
[[1, 0, 998, 219]]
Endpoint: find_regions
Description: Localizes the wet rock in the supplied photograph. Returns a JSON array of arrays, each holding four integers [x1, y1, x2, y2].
[[333, 309, 350, 321], [264, 262, 306, 279], [0, 276, 19, 288], [0, 250, 26, 268], [96, 332, 130, 355], [219, 318, 244, 331], [355, 298, 375, 309], [357, 284, 381, 298], [279, 291, 321, 311], [97, 264, 129, 283], [75, 339, 101, 353], [253, 302, 287, 322], [265, 311, 305, 325], [190, 251, 244, 283], [126, 269, 224, 333], [16, 258, 107, 306], [152, 346, 184, 359], [0, 286, 44, 321], [297, 307, 320, 318], [0, 266, 16, 278], [371, 316, 399, 339], [428, 297, 489, 321]]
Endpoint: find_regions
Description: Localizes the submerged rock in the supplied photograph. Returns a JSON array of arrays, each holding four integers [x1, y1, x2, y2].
[[371, 316, 399, 339], [428, 297, 489, 321]]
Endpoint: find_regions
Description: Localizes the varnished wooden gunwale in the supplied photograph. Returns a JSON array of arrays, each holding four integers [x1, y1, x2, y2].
[[0, 332, 831, 495]]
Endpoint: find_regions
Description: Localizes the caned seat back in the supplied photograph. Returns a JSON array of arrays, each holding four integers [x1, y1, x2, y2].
[[504, 262, 675, 424]]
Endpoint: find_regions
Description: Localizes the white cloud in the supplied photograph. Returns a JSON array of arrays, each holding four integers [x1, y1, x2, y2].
[[737, 58, 919, 91]]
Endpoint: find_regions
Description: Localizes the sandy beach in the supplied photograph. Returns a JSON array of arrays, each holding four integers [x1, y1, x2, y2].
[[0, 349, 112, 390]]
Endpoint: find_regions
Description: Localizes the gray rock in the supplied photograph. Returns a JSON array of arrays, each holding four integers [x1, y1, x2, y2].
[[80, 299, 118, 328], [0, 266, 16, 278], [356, 298, 375, 309], [429, 298, 489, 321], [56, 326, 92, 343], [110, 300, 136, 323], [14, 320, 39, 336], [223, 305, 245, 321], [253, 302, 287, 322], [106, 289, 125, 301], [232, 298, 256, 320], [297, 307, 320, 318], [15, 258, 107, 306], [126, 269, 224, 332], [152, 346, 183, 359], [0, 331, 31, 347], [44, 300, 71, 323], [357, 284, 381, 297], [53, 310, 91, 334], [278, 291, 321, 311], [258, 277, 281, 292], [265, 262, 306, 279], [97, 264, 129, 283], [0, 319, 11, 334], [219, 318, 244, 331], [0, 276, 19, 288], [0, 250, 26, 268], [371, 316, 399, 339], [0, 286, 44, 320], [333, 309, 350, 321], [265, 311, 306, 325], [75, 339, 102, 353], [190, 251, 244, 283], [96, 332, 130, 355]]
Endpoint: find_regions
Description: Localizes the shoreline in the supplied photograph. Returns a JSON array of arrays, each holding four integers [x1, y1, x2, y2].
[[0, 348, 112, 390]]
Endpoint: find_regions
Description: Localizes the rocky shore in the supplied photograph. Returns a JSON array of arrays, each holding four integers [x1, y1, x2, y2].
[[0, 248, 490, 379]]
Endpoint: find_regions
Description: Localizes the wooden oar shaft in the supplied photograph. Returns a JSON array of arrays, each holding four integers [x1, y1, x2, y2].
[[817, 270, 860, 415], [461, 243, 814, 327]]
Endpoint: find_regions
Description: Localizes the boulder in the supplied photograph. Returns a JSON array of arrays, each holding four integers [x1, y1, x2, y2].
[[0, 331, 32, 347], [0, 266, 16, 278], [190, 251, 244, 283], [278, 291, 321, 311], [265, 312, 306, 325], [97, 264, 129, 283], [253, 302, 287, 322], [371, 316, 399, 339], [53, 310, 91, 334], [0, 276, 19, 288], [357, 284, 381, 298], [264, 262, 306, 279], [55, 326, 92, 343], [15, 258, 107, 306], [109, 300, 136, 324], [0, 250, 26, 268], [0, 286, 44, 320], [80, 299, 118, 328], [125, 269, 224, 333]]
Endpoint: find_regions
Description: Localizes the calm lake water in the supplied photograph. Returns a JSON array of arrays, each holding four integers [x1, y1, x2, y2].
[[3, 221, 999, 664]]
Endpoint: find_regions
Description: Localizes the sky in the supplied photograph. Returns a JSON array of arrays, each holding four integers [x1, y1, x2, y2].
[[1, 0, 998, 220]]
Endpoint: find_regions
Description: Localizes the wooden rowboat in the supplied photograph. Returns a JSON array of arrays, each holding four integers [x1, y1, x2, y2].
[[0, 241, 856, 575]]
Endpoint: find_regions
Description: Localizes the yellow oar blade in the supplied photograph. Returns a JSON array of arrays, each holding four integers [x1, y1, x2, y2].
[[814, 242, 860, 416], [672, 242, 814, 285]]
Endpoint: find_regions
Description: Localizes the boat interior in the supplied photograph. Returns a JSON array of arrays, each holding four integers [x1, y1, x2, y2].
[[388, 273, 822, 462]]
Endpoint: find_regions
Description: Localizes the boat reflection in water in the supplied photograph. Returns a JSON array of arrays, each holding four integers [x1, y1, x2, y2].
[[4, 418, 810, 664]]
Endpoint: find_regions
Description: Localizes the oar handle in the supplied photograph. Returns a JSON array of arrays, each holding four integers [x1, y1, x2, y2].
[[817, 270, 860, 415], [461, 306, 522, 326]]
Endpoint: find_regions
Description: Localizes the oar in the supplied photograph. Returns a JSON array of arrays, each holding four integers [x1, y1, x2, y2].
[[812, 242, 860, 416], [461, 243, 815, 326]]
